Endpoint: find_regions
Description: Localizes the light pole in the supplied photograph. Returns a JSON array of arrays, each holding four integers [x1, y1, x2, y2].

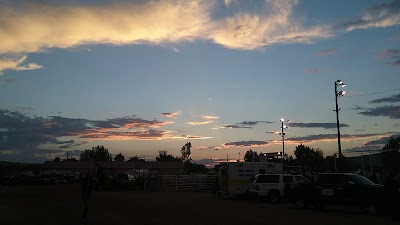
[[334, 80, 346, 156], [279, 118, 290, 165], [334, 153, 339, 172]]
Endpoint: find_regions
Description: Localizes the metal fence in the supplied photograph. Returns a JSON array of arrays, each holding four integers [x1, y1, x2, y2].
[[160, 175, 217, 192]]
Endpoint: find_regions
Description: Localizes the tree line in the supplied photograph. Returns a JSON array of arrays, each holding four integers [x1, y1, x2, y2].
[[243, 137, 400, 172], [53, 142, 207, 174]]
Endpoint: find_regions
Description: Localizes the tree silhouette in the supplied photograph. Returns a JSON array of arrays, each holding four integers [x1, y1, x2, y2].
[[79, 146, 112, 161], [244, 149, 259, 162], [156, 151, 181, 162], [181, 142, 192, 162], [294, 144, 324, 171], [382, 137, 400, 171], [65, 157, 77, 161], [53, 157, 61, 161], [114, 153, 125, 161]]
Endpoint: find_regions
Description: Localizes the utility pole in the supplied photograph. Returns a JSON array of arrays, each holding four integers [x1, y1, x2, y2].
[[369, 150, 373, 173], [334, 153, 338, 172], [334, 80, 346, 160], [334, 81, 342, 155], [361, 152, 364, 174], [279, 118, 289, 166], [282, 121, 285, 164]]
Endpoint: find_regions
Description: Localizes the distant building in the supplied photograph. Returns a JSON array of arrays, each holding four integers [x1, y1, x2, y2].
[[41, 161, 184, 175]]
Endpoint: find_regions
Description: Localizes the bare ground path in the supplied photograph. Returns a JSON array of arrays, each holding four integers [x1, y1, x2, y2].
[[0, 185, 396, 225]]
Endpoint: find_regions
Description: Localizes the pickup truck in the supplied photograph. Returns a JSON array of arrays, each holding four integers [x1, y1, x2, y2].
[[247, 174, 310, 203], [290, 173, 386, 215]]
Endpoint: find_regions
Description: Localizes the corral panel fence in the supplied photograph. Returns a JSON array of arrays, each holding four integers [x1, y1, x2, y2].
[[160, 175, 217, 192]]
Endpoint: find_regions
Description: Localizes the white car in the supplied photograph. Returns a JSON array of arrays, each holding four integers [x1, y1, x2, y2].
[[247, 174, 310, 203]]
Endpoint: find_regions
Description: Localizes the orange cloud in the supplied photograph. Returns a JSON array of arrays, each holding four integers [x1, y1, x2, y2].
[[161, 111, 181, 118], [201, 115, 219, 119], [75, 128, 212, 141], [187, 121, 214, 126]]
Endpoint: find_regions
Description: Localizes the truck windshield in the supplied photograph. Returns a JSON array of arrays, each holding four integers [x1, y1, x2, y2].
[[351, 175, 375, 185]]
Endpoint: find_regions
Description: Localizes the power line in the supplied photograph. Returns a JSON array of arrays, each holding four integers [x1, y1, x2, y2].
[[345, 87, 400, 97]]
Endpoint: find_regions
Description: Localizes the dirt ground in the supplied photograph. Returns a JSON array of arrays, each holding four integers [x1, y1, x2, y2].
[[0, 184, 397, 225]]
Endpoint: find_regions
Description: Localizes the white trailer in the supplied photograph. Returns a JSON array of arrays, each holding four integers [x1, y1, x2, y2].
[[219, 162, 282, 197]]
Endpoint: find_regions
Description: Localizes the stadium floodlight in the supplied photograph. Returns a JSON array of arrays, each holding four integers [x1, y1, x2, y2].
[[279, 118, 289, 166], [334, 79, 347, 160]]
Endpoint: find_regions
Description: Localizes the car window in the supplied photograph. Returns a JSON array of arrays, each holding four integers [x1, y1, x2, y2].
[[295, 176, 309, 183], [283, 176, 293, 184], [256, 175, 279, 183], [351, 175, 375, 185]]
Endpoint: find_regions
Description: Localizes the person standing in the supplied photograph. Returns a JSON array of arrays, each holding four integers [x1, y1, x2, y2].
[[81, 171, 94, 221]]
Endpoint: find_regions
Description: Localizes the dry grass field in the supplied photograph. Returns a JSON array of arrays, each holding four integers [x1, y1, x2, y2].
[[0, 184, 396, 225]]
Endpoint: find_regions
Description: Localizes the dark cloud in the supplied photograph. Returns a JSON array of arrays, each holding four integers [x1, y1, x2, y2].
[[285, 133, 390, 143], [161, 112, 180, 118], [223, 140, 269, 148], [381, 49, 400, 58], [0, 78, 16, 84], [78, 129, 166, 140], [304, 68, 318, 74], [290, 122, 349, 129], [354, 129, 366, 132], [0, 108, 172, 153], [0, 149, 66, 163], [218, 120, 273, 129], [351, 106, 366, 110], [344, 0, 400, 31], [379, 49, 400, 67], [357, 105, 400, 119], [344, 133, 400, 153], [369, 93, 400, 104], [389, 60, 400, 66], [316, 48, 337, 56]]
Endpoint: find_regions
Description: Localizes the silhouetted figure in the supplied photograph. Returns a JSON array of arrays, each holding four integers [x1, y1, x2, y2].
[[81, 171, 94, 221]]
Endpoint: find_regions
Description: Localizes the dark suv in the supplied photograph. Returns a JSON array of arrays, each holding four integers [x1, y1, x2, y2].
[[291, 173, 386, 215]]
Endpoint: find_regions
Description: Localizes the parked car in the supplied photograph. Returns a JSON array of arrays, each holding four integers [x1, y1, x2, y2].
[[290, 173, 387, 215], [115, 173, 135, 189], [246, 174, 310, 203]]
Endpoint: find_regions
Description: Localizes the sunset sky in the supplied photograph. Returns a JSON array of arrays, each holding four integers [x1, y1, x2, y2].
[[0, 0, 399, 164]]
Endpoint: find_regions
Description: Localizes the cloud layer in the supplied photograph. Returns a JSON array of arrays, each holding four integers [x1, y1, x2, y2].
[[290, 122, 350, 129], [214, 120, 273, 129], [357, 105, 400, 119], [345, 0, 400, 31], [0, 0, 331, 56], [0, 108, 210, 155], [0, 55, 42, 75], [369, 93, 400, 104]]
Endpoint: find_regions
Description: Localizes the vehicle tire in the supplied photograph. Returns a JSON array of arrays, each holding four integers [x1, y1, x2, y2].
[[295, 195, 307, 209], [268, 190, 280, 203], [364, 201, 378, 215]]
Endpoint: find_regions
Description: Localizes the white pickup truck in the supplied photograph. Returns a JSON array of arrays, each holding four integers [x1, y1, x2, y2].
[[247, 174, 310, 203]]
